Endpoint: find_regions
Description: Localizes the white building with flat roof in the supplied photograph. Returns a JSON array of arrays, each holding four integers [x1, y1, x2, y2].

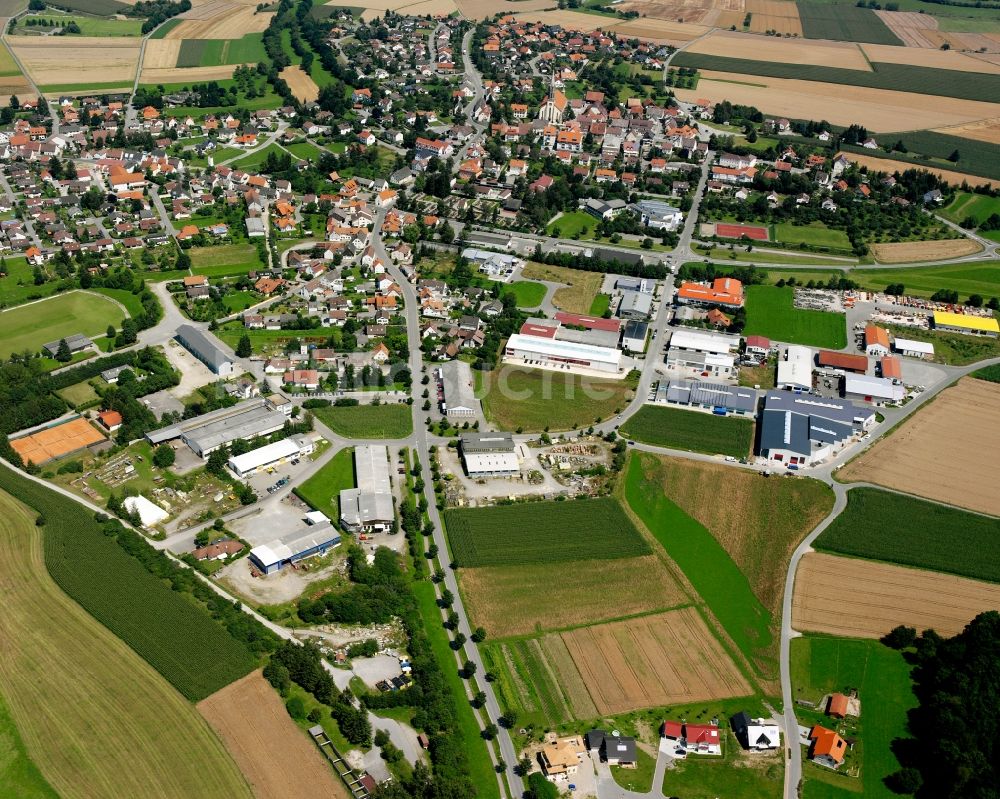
[[228, 438, 306, 478], [776, 345, 813, 392], [460, 432, 519, 477], [893, 338, 934, 359], [667, 328, 739, 355], [843, 373, 905, 404], [339, 445, 394, 532], [504, 333, 623, 375]]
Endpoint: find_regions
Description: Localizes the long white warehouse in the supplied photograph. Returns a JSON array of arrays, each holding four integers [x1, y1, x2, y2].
[[503, 333, 622, 375], [228, 437, 312, 478]]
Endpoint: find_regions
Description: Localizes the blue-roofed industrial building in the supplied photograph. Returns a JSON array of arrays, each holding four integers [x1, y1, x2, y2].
[[248, 523, 342, 575], [758, 393, 875, 467], [658, 380, 758, 416]]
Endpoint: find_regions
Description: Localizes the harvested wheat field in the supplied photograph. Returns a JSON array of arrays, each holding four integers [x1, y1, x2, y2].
[[617, 0, 740, 27], [611, 16, 708, 43], [455, 0, 552, 17], [168, 3, 272, 38], [933, 118, 1000, 146], [459, 555, 686, 639], [793, 552, 1000, 639], [870, 239, 982, 264], [11, 37, 140, 85], [874, 10, 941, 49], [688, 30, 868, 69], [280, 65, 319, 102], [512, 10, 610, 32], [563, 608, 752, 714], [746, 0, 802, 35], [142, 39, 181, 70], [841, 151, 1000, 190], [0, 74, 32, 103], [395, 0, 458, 16], [863, 42, 1000, 73], [675, 72, 1000, 132], [840, 378, 1000, 516], [143, 64, 242, 82], [198, 670, 348, 799]]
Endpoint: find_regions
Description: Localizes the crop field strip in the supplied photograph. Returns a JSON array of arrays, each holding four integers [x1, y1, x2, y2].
[[671, 52, 1000, 104], [0, 488, 252, 799], [482, 639, 575, 727], [444, 498, 649, 567], [852, 131, 1000, 182], [793, 552, 1000, 639], [0, 466, 258, 702], [839, 150, 1000, 188], [870, 239, 981, 264], [620, 405, 754, 458], [795, 0, 902, 44]]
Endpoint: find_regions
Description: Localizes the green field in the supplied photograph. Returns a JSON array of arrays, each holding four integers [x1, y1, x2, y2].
[[744, 284, 846, 348], [621, 405, 754, 458], [870, 131, 1000, 182], [849, 261, 1000, 300], [54, 379, 100, 408], [0, 291, 127, 359], [45, 0, 128, 13], [0, 40, 21, 75], [0, 487, 252, 798], [792, 635, 915, 799], [0, 257, 61, 307], [774, 222, 852, 252], [149, 17, 181, 37], [18, 14, 143, 35], [506, 280, 546, 308], [884, 323, 1000, 365], [589, 293, 611, 315], [547, 211, 596, 238], [230, 142, 285, 171], [88, 287, 148, 318], [283, 141, 324, 161], [478, 365, 637, 432], [481, 639, 574, 729], [0, 466, 259, 702], [796, 1, 902, 44], [189, 243, 264, 277], [815, 487, 1000, 582], [939, 191, 1000, 226], [444, 498, 650, 567], [692, 248, 856, 266], [973, 363, 1000, 382], [176, 34, 266, 68], [294, 446, 355, 521], [312, 403, 413, 439], [625, 453, 773, 675]]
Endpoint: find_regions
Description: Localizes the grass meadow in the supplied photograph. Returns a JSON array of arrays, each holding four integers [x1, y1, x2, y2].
[[744, 284, 846, 348], [773, 221, 852, 252], [520, 262, 604, 315], [189, 243, 265, 277], [312, 403, 413, 439], [294, 446, 354, 521], [796, 1, 902, 44], [505, 280, 546, 308], [940, 192, 1000, 225], [0, 291, 127, 359], [621, 405, 755, 458], [849, 261, 1000, 299], [0, 690, 58, 799]]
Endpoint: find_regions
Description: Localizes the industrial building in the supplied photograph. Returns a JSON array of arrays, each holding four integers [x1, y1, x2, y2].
[[615, 277, 654, 294], [629, 198, 683, 231], [864, 325, 891, 357], [759, 392, 874, 467], [227, 436, 312, 478], [146, 398, 287, 458], [817, 350, 868, 374], [617, 290, 653, 320], [776, 345, 813, 391], [438, 362, 478, 419], [657, 380, 757, 416], [893, 338, 934, 359], [339, 445, 394, 533], [176, 324, 235, 376], [504, 333, 622, 375], [675, 277, 745, 309], [621, 320, 649, 353], [932, 310, 1000, 337], [248, 523, 342, 574], [667, 328, 739, 378], [842, 373, 905, 404], [459, 432, 519, 477]]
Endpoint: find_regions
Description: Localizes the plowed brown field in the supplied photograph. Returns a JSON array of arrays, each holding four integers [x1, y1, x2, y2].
[[793, 552, 1000, 638], [454, 0, 552, 17], [198, 670, 349, 799], [563, 608, 752, 714], [839, 378, 1000, 516]]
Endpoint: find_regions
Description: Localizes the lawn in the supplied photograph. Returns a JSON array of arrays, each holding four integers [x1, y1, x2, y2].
[[230, 143, 285, 171], [54, 379, 101, 409], [189, 243, 264, 277], [312, 403, 413, 439], [774, 222, 852, 252], [620, 405, 754, 459], [814, 487, 1000, 582], [939, 191, 1000, 226], [88, 286, 147, 318], [744, 284, 846, 348], [589, 293, 611, 315], [478, 365, 637, 432], [692, 247, 856, 266], [625, 452, 773, 677], [850, 261, 1000, 300], [0, 691, 57, 799], [294, 446, 355, 522], [0, 488, 252, 798], [0, 257, 62, 307], [613, 747, 656, 792], [18, 14, 143, 36], [792, 634, 915, 799], [443, 498, 649, 567], [547, 210, 596, 238], [520, 262, 604, 315], [283, 140, 324, 161], [505, 280, 546, 308], [661, 730, 784, 798], [0, 291, 127, 359]]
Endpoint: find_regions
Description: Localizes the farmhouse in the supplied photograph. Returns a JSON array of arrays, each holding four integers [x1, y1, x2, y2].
[[808, 725, 847, 769], [675, 277, 745, 310], [843, 373, 905, 404], [658, 380, 757, 416], [817, 350, 868, 375], [227, 437, 311, 479], [864, 324, 891, 357], [459, 432, 519, 478], [667, 328, 739, 378], [43, 333, 93, 357], [147, 399, 287, 458], [893, 338, 934, 359], [248, 522, 342, 575], [776, 345, 813, 391], [504, 333, 622, 376], [759, 392, 873, 467], [339, 445, 394, 533], [730, 712, 781, 751], [932, 310, 1000, 337], [176, 324, 235, 376], [439, 362, 478, 419]]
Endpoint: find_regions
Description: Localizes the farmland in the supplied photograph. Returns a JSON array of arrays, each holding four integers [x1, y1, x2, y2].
[[849, 261, 1000, 299], [459, 554, 685, 638], [197, 670, 348, 799], [506, 280, 546, 308], [10, 36, 141, 89], [684, 29, 864, 69], [840, 150, 1000, 188], [620, 405, 754, 459], [773, 221, 851, 252], [280, 65, 319, 102], [940, 191, 1000, 225], [744, 284, 846, 348], [294, 446, 355, 521], [16, 14, 143, 37], [0, 291, 127, 359], [312, 402, 413, 439], [838, 378, 1000, 515], [870, 239, 981, 264], [625, 453, 775, 678], [793, 551, 1000, 639], [792, 634, 915, 799], [44, 0, 128, 12], [176, 34, 266, 68], [477, 365, 636, 432], [189, 243, 265, 277], [870, 131, 1000, 182], [0, 691, 57, 799], [0, 465, 259, 702], [0, 488, 252, 799], [815, 487, 1000, 582], [481, 638, 581, 728], [796, 1, 902, 44], [444, 498, 649, 567], [520, 262, 604, 314]]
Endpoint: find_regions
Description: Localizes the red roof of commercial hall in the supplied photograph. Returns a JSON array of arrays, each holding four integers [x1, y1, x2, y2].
[[817, 350, 868, 373], [519, 321, 559, 338], [554, 311, 621, 332], [677, 277, 744, 307], [880, 355, 902, 380]]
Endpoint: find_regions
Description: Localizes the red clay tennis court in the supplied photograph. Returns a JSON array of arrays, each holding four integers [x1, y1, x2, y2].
[[715, 223, 769, 241], [10, 417, 107, 465]]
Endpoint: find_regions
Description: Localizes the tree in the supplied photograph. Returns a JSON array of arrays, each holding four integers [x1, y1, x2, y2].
[[471, 626, 487, 643], [235, 333, 252, 358], [881, 625, 917, 650], [152, 443, 176, 468], [285, 696, 306, 720], [947, 149, 960, 163], [206, 447, 229, 477], [107, 324, 116, 339], [482, 723, 498, 740], [498, 710, 518, 728], [54, 338, 72, 363]]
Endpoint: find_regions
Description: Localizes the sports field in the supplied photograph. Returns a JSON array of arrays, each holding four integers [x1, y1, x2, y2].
[[744, 284, 846, 348], [715, 222, 769, 241], [0, 291, 127, 359], [0, 489, 251, 799], [444, 498, 649, 567], [815, 487, 1000, 582], [792, 634, 915, 799], [620, 405, 754, 458], [774, 221, 851, 251], [478, 365, 636, 431], [520, 262, 604, 314], [189, 243, 265, 277], [10, 418, 106, 465], [506, 280, 546, 308], [312, 403, 412, 439]]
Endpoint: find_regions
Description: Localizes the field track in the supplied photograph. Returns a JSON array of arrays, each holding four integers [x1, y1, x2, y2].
[[793, 552, 1000, 638], [198, 670, 349, 799], [0, 490, 251, 799]]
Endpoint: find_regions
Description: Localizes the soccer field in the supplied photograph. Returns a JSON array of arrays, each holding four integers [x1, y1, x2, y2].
[[0, 291, 127, 359]]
